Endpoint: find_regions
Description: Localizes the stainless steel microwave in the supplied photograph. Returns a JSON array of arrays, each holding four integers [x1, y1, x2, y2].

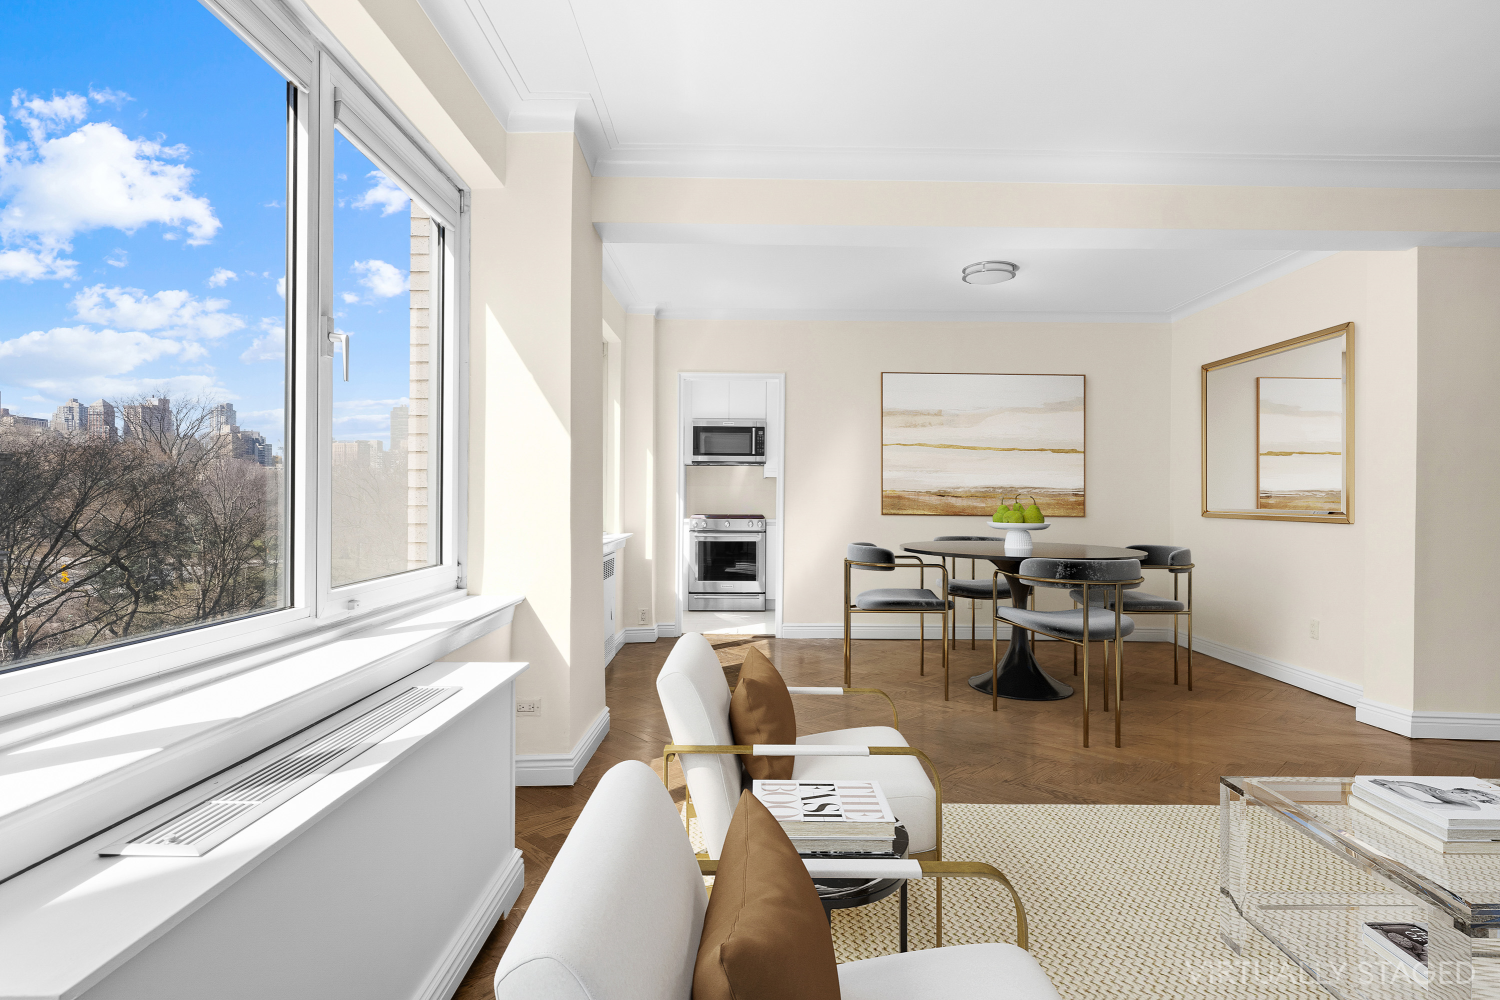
[[689, 419, 766, 465]]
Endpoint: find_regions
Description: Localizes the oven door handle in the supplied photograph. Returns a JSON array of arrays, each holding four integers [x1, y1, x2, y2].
[[691, 532, 765, 541]]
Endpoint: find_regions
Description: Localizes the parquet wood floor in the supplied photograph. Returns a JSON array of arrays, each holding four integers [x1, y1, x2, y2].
[[452, 635, 1497, 999]]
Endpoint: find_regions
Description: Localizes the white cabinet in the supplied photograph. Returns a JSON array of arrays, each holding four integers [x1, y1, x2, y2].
[[689, 379, 730, 419], [728, 380, 767, 419]]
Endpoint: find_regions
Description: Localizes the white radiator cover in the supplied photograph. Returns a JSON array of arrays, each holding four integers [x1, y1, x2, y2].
[[71, 662, 525, 1000]]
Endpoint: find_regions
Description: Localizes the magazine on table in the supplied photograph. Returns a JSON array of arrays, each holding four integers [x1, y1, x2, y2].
[[1360, 922, 1429, 985], [752, 779, 897, 852], [1352, 776, 1500, 840]]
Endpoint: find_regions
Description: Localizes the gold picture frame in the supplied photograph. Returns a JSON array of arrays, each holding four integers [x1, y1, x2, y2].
[[1201, 322, 1354, 523]]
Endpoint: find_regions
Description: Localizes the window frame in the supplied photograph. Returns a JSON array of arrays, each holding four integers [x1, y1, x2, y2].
[[0, 0, 470, 725]]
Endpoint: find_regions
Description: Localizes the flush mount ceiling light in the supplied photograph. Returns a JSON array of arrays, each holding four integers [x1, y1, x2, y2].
[[961, 260, 1019, 285]]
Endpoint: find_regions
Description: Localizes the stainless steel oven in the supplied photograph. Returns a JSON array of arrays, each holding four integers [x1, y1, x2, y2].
[[687, 516, 767, 611], [689, 419, 765, 465]]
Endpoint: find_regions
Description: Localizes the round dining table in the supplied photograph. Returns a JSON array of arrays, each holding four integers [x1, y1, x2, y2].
[[900, 540, 1147, 701]]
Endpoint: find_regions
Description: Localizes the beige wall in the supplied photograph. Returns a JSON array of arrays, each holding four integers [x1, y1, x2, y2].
[[620, 313, 658, 631], [652, 319, 1172, 629], [1169, 251, 1422, 702], [1413, 248, 1500, 714]]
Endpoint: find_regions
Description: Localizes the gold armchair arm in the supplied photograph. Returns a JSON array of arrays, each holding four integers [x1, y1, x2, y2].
[[692, 857, 1028, 951], [663, 743, 944, 863], [847, 687, 901, 730], [920, 860, 1029, 950]]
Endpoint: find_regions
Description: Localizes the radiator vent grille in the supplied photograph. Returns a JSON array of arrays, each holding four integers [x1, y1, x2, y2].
[[603, 556, 615, 581], [102, 685, 457, 858]]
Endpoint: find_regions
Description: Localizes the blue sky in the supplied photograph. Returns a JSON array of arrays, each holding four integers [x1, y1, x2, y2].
[[0, 0, 418, 454]]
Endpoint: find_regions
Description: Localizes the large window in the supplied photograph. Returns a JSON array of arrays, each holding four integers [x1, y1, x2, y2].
[[0, 0, 464, 686]]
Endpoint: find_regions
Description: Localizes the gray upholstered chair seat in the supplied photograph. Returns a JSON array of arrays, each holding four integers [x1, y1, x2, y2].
[[855, 587, 950, 611], [946, 577, 1011, 600], [996, 605, 1136, 642], [1068, 588, 1185, 613]]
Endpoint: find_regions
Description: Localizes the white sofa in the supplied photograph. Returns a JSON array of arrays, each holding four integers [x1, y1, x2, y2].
[[493, 760, 1060, 1000], [656, 632, 939, 860]]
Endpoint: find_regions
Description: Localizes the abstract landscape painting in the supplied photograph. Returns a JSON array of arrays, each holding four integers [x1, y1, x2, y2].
[[1256, 377, 1343, 511], [881, 373, 1085, 516]]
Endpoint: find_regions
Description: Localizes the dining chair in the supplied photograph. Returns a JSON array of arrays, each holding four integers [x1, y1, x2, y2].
[[844, 543, 952, 698], [1069, 544, 1194, 689], [993, 558, 1143, 748], [934, 536, 1012, 649]]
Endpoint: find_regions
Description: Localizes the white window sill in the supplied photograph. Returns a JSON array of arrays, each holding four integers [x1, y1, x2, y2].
[[0, 656, 526, 1000], [0, 591, 522, 886]]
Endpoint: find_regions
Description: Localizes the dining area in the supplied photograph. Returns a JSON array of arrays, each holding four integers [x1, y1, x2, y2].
[[843, 533, 1193, 748]]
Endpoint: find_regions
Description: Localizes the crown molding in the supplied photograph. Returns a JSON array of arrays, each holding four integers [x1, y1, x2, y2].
[[592, 145, 1500, 189], [652, 307, 1171, 325]]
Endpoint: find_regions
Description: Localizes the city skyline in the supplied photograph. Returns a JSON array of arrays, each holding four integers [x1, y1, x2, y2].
[[1, 0, 420, 453]]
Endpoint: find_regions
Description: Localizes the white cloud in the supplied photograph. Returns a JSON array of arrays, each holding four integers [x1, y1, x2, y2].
[[341, 291, 359, 304], [10, 90, 88, 145], [0, 90, 220, 282], [351, 169, 408, 216], [0, 246, 72, 280], [105, 248, 128, 268], [240, 318, 285, 363], [87, 87, 132, 108], [351, 259, 406, 298], [71, 284, 245, 339], [207, 267, 236, 287], [276, 275, 285, 299], [0, 325, 207, 382]]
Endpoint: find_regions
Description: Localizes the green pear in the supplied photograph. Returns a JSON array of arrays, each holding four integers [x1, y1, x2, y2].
[[1023, 503, 1044, 523], [992, 501, 1008, 523], [1003, 509, 1024, 523]]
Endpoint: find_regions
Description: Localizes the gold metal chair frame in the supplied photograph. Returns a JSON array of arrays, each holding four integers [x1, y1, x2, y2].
[[695, 856, 1029, 951], [939, 553, 989, 650], [663, 741, 954, 941], [1068, 561, 1195, 691], [993, 574, 1143, 748], [843, 555, 951, 698]]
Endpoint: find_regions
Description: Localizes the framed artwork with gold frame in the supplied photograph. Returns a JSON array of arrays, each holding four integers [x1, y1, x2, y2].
[[880, 372, 1086, 516]]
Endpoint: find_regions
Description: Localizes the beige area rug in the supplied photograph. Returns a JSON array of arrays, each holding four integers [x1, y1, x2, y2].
[[689, 802, 1349, 999]]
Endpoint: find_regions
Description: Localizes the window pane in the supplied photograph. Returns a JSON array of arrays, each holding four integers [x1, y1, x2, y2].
[[329, 132, 438, 588], [0, 0, 289, 672]]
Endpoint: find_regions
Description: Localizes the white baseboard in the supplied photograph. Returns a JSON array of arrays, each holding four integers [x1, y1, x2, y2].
[[1356, 699, 1500, 741], [414, 847, 525, 1000], [779, 622, 1176, 643], [516, 707, 610, 786], [657, 622, 682, 638], [1188, 634, 1363, 707], [622, 625, 658, 643]]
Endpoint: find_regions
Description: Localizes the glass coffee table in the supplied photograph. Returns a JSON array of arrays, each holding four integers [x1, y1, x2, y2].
[[1221, 777, 1500, 1000]]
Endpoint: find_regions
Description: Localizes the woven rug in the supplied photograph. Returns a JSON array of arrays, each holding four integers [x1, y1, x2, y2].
[[687, 802, 1353, 999]]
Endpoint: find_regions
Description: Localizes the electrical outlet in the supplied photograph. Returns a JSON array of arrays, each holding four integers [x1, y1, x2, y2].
[[1309, 619, 1320, 639], [516, 697, 541, 715], [639, 609, 649, 624]]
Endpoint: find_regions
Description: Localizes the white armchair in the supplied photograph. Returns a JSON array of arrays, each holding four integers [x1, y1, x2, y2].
[[655, 633, 941, 863], [494, 761, 1058, 1000]]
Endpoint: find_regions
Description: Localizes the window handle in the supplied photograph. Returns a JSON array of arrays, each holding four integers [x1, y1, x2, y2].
[[328, 326, 350, 381]]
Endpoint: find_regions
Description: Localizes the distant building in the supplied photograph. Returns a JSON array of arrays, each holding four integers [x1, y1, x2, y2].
[[86, 400, 118, 443], [332, 439, 385, 471], [389, 405, 409, 453], [211, 402, 238, 433], [51, 398, 89, 437], [122, 397, 172, 441], [0, 394, 48, 436]]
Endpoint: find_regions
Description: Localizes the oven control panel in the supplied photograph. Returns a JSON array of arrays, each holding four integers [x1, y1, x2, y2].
[[690, 517, 765, 531]]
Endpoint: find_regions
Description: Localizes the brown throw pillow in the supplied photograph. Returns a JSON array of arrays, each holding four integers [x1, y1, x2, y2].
[[729, 646, 797, 780], [694, 790, 841, 1000]]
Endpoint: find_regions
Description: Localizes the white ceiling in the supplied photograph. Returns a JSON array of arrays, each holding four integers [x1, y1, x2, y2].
[[419, 0, 1500, 320]]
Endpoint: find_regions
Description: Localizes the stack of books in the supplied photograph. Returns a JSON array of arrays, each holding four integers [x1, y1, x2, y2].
[[1351, 775, 1500, 854], [752, 779, 897, 856]]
